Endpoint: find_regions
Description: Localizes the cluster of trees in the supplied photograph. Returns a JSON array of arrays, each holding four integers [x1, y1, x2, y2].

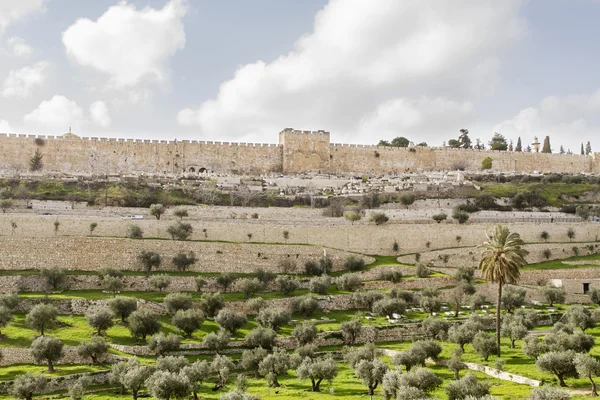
[[377, 137, 427, 147]]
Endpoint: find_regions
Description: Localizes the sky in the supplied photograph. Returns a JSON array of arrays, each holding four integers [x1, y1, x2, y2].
[[0, 0, 599, 153]]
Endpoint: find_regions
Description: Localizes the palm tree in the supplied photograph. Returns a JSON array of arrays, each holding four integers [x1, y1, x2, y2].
[[478, 225, 529, 356]]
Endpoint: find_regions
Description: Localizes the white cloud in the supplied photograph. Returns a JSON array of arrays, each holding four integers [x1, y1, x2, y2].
[[62, 0, 187, 88], [0, 0, 45, 35], [89, 101, 111, 128], [6, 36, 32, 56], [178, 0, 525, 143], [24, 95, 111, 132], [0, 120, 11, 132], [494, 89, 600, 152], [2, 61, 48, 97]]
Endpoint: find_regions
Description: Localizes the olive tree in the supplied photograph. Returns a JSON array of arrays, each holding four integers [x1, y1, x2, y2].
[[26, 304, 57, 336], [291, 295, 321, 317], [212, 354, 235, 390], [501, 285, 527, 313], [86, 307, 114, 335], [30, 336, 63, 372], [122, 364, 153, 400], [202, 330, 230, 354], [236, 278, 264, 299], [354, 358, 388, 396], [445, 373, 490, 400], [564, 304, 595, 332], [163, 292, 193, 314], [166, 222, 193, 240], [40, 267, 67, 291], [292, 322, 317, 345], [543, 287, 566, 307], [340, 318, 362, 345], [171, 309, 204, 337], [216, 274, 235, 291], [0, 306, 13, 337], [242, 348, 269, 378], [257, 307, 291, 331], [447, 349, 467, 380], [200, 293, 225, 317], [127, 309, 161, 341], [297, 356, 338, 392], [215, 309, 247, 335], [150, 274, 171, 293], [258, 348, 293, 387], [309, 275, 331, 294], [372, 298, 406, 318], [11, 373, 47, 400], [77, 336, 108, 365], [276, 275, 299, 295], [138, 251, 161, 273], [528, 386, 571, 400], [472, 332, 498, 361], [171, 251, 196, 271], [148, 332, 182, 356], [575, 353, 600, 396], [536, 350, 578, 387], [149, 204, 166, 220], [109, 296, 137, 323], [181, 360, 211, 400], [146, 370, 192, 400]]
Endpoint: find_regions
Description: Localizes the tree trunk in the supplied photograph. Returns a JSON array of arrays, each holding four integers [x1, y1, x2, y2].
[[41, 325, 44, 336], [272, 376, 280, 387], [368, 385, 375, 396], [315, 378, 323, 392], [47, 360, 54, 372], [558, 373, 566, 387], [590, 376, 597, 396], [454, 370, 459, 380], [496, 283, 502, 357], [511, 339, 515, 349]]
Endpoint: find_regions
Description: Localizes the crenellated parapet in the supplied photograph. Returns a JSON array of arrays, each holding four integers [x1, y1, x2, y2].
[[0, 128, 598, 176]]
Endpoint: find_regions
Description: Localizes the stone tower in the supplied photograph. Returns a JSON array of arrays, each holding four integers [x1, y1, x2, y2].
[[279, 128, 331, 174]]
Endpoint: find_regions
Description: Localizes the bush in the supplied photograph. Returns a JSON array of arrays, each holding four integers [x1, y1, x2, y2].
[[344, 211, 361, 224], [304, 258, 333, 276], [379, 269, 402, 283], [344, 256, 365, 271], [416, 264, 430, 278], [166, 222, 193, 240], [481, 157, 493, 170], [126, 224, 143, 239], [456, 203, 480, 213], [370, 212, 389, 225], [432, 213, 447, 223], [452, 208, 470, 224], [309, 275, 331, 294], [336, 273, 362, 292]]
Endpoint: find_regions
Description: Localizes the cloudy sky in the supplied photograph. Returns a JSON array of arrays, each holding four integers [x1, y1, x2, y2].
[[0, 0, 599, 152]]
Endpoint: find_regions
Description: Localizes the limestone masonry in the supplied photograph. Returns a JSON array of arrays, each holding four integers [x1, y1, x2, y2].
[[0, 128, 598, 176]]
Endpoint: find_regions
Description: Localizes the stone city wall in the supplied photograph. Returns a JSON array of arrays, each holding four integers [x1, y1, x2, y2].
[[0, 129, 598, 177]]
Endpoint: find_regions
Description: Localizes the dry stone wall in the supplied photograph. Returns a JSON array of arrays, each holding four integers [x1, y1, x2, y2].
[[2, 211, 599, 255]]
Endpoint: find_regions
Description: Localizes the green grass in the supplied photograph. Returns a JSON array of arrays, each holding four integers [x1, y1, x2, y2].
[[522, 253, 600, 270], [480, 182, 596, 206]]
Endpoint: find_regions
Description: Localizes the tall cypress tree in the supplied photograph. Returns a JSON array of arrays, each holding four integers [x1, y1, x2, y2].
[[541, 136, 552, 153], [29, 149, 43, 171], [581, 143, 585, 155], [586, 141, 592, 155], [515, 137, 522, 152]]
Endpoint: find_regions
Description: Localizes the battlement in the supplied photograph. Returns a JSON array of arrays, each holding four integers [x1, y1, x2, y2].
[[0, 129, 598, 176]]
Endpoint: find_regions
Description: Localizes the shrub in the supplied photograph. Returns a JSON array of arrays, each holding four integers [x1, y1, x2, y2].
[[40, 267, 67, 291], [452, 208, 470, 224], [344, 211, 361, 224], [126, 224, 143, 239], [336, 273, 362, 292], [370, 212, 389, 225], [528, 386, 571, 400], [344, 255, 365, 271], [481, 157, 493, 170], [278, 258, 296, 273], [543, 249, 552, 260], [309, 275, 331, 294], [432, 213, 447, 223], [567, 228, 576, 241], [166, 222, 193, 240], [416, 264, 430, 278], [379, 269, 402, 283]]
